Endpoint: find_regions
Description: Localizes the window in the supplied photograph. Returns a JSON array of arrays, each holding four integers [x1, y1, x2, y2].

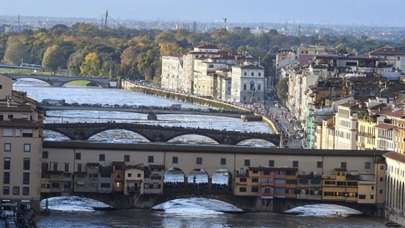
[[258, 84, 261, 91], [124, 155, 130, 162], [24, 144, 31, 152], [42, 151, 48, 159], [137, 173, 141, 178], [0, 115, 2, 121], [220, 158, 226, 165], [243, 84, 247, 91], [41, 163, 48, 175], [22, 129, 33, 137], [239, 177, 247, 182], [251, 72, 254, 76], [317, 161, 323, 169], [3, 172, 10, 184], [4, 143, 11, 152], [53, 162, 58, 172], [101, 183, 111, 188], [64, 163, 69, 173], [364, 162, 371, 170], [340, 162, 347, 169], [3, 128, 13, 137], [23, 158, 30, 170], [23, 172, 30, 185], [75, 152, 81, 160], [172, 156, 178, 164], [244, 159, 251, 167], [293, 161, 299, 168], [77, 163, 82, 172], [196, 157, 203, 165], [269, 160, 275, 167], [99, 154, 106, 162], [258, 72, 262, 76], [12, 186, 19, 195], [148, 156, 154, 163], [8, 115, 13, 120], [22, 187, 29, 196], [128, 173, 132, 178], [239, 187, 247, 192], [251, 186, 259, 192], [252, 178, 259, 183], [3, 186, 10, 195], [4, 158, 11, 170]]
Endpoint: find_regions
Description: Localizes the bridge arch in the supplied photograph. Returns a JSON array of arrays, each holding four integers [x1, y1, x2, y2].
[[86, 127, 154, 142], [88, 129, 151, 143], [13, 77, 51, 86], [236, 138, 276, 147], [164, 167, 186, 183], [167, 133, 220, 145], [43, 129, 73, 141], [61, 79, 103, 87], [187, 169, 209, 184]]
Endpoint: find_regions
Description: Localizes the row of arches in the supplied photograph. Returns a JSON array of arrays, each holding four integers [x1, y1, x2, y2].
[[44, 129, 276, 147]]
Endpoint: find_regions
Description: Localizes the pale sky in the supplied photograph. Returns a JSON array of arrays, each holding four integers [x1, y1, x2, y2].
[[1, 0, 404, 27]]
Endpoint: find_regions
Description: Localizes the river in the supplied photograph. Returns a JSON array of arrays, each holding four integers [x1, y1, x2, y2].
[[13, 79, 387, 227], [14, 79, 273, 146], [37, 210, 386, 228]]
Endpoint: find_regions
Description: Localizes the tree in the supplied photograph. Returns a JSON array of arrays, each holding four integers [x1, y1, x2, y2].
[[120, 46, 140, 78], [68, 49, 87, 75], [42, 45, 65, 74], [80, 52, 101, 76], [276, 77, 288, 105], [2, 36, 29, 65], [159, 42, 184, 56]]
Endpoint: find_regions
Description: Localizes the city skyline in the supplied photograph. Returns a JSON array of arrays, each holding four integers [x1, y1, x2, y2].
[[1, 0, 405, 27]]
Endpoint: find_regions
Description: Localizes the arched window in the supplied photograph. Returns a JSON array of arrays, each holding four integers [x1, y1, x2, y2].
[[243, 84, 247, 91]]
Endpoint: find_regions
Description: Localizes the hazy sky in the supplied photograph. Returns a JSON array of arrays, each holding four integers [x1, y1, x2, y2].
[[1, 0, 404, 26]]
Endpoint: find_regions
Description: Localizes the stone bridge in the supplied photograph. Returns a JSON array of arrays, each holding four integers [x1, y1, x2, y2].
[[43, 122, 280, 146], [7, 74, 114, 88]]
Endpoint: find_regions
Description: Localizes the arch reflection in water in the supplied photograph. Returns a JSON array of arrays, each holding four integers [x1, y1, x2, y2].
[[88, 129, 150, 144]]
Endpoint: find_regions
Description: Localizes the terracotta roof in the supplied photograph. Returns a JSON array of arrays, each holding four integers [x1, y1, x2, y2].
[[385, 109, 405, 119], [384, 152, 405, 164], [375, 123, 395, 130], [370, 47, 405, 56]]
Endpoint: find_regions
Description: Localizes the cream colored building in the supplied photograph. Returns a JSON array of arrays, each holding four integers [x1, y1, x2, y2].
[[334, 104, 359, 150], [0, 75, 43, 206], [384, 152, 405, 226], [231, 64, 265, 104]]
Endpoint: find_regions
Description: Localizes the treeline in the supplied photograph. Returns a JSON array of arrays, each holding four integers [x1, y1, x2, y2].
[[0, 23, 399, 82]]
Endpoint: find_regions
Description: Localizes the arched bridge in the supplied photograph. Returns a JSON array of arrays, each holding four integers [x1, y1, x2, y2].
[[7, 74, 114, 88], [43, 122, 280, 146]]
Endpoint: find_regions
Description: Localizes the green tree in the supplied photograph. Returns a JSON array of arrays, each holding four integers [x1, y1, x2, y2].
[[276, 77, 288, 105], [67, 49, 87, 75], [80, 52, 101, 76], [120, 46, 140, 78], [2, 36, 29, 65], [42, 45, 66, 74]]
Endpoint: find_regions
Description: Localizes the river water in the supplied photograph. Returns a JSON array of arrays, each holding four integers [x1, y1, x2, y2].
[[37, 210, 386, 228], [13, 80, 387, 227], [14, 79, 273, 146]]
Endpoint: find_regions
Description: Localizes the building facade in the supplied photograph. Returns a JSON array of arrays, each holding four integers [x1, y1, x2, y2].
[[0, 75, 43, 207]]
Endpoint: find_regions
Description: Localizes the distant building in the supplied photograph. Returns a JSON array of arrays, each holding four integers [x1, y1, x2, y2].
[[161, 44, 264, 104], [370, 46, 405, 73], [231, 64, 265, 104]]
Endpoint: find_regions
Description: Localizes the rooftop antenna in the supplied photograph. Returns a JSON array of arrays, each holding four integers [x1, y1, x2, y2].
[[104, 10, 109, 28], [17, 15, 21, 31], [223, 18, 228, 30]]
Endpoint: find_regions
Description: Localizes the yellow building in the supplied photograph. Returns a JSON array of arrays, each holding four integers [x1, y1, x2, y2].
[[357, 116, 377, 150], [322, 169, 358, 202], [384, 110, 405, 154]]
